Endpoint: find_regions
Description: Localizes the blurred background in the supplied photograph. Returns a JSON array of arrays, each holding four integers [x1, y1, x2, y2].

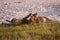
[[0, 0, 60, 24]]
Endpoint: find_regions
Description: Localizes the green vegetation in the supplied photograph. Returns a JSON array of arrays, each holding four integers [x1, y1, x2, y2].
[[0, 22, 60, 40]]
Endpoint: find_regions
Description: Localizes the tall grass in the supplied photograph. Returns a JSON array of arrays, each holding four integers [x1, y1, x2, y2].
[[0, 22, 60, 40]]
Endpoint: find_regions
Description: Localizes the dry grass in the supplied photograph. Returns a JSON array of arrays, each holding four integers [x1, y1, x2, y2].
[[0, 22, 60, 40]]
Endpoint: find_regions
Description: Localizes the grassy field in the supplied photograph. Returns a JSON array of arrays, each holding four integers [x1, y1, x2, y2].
[[0, 22, 60, 40]]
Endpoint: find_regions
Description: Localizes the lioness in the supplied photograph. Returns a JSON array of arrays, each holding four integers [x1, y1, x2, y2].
[[6, 13, 32, 25], [29, 13, 52, 24]]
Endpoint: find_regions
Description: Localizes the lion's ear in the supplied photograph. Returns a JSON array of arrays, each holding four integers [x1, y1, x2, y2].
[[29, 13, 32, 15], [30, 13, 32, 14], [35, 13, 37, 15]]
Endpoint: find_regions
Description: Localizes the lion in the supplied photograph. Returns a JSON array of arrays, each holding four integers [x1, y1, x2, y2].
[[29, 13, 52, 24], [6, 13, 32, 25]]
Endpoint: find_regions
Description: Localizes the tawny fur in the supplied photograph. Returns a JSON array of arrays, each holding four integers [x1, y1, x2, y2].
[[29, 13, 52, 24]]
